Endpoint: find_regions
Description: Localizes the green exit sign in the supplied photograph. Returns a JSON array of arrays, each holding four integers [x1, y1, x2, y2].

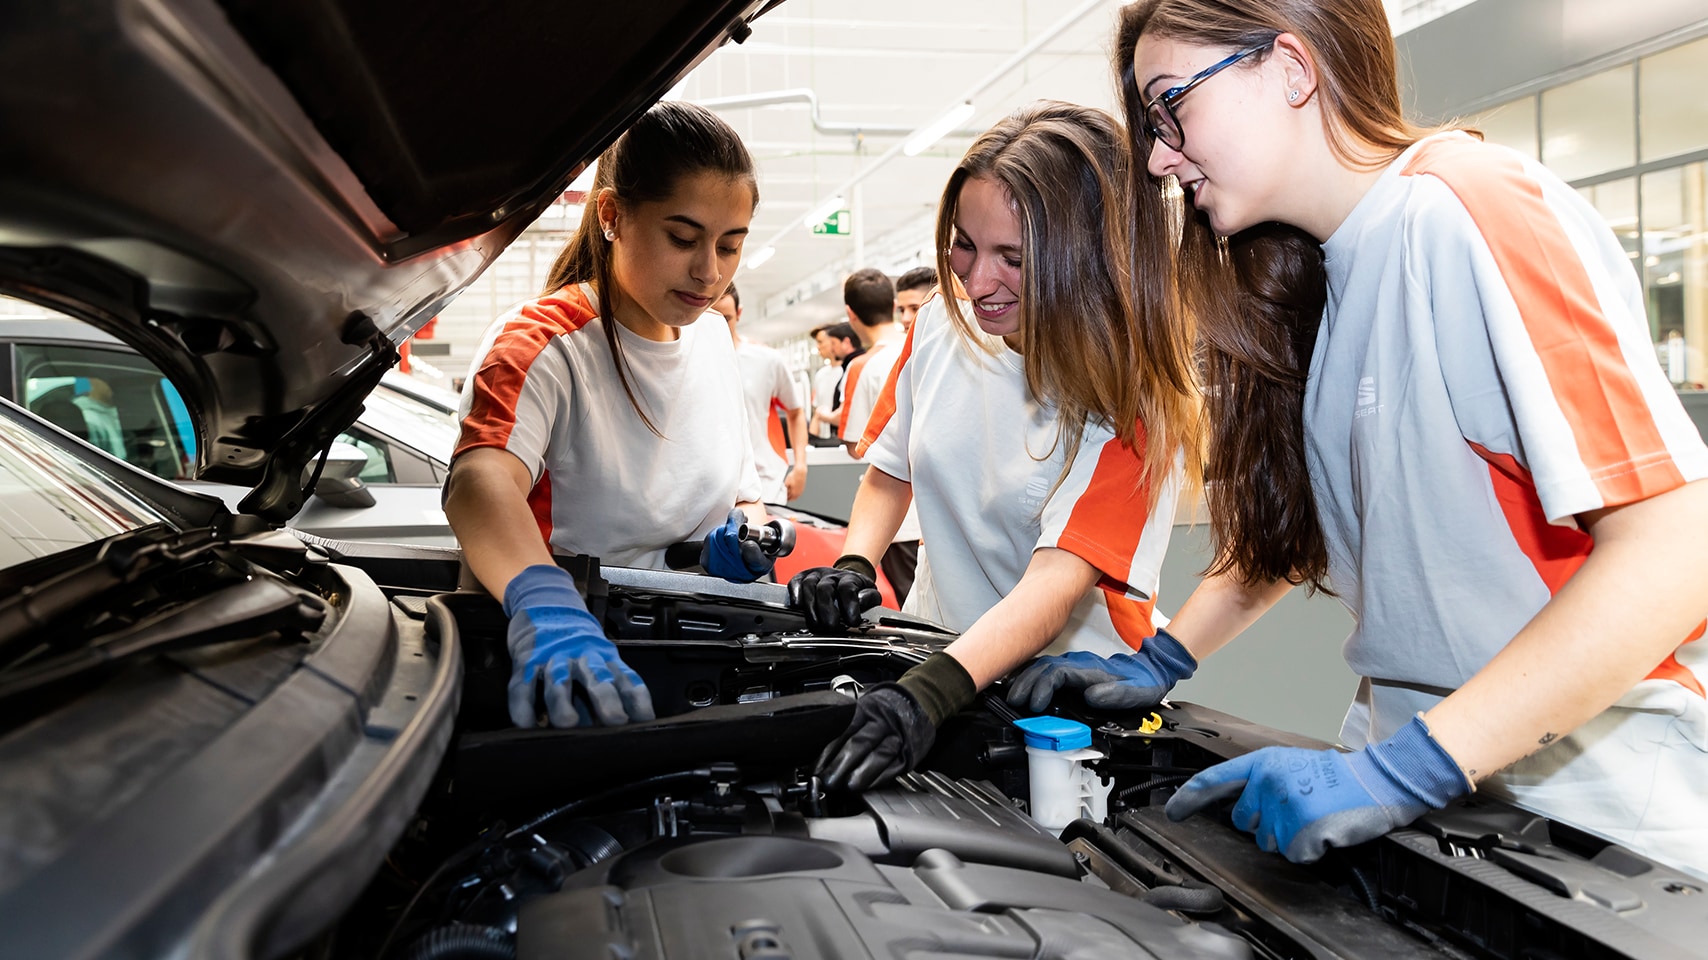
[[812, 210, 852, 235]]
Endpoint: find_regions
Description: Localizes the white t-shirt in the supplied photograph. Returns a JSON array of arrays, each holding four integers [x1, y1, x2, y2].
[[1308, 132, 1708, 747], [733, 338, 802, 503], [861, 300, 1181, 656], [811, 363, 842, 417], [455, 284, 762, 569], [843, 328, 905, 443], [845, 331, 921, 542]]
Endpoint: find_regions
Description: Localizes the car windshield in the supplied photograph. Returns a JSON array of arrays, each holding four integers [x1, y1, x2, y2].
[[361, 384, 459, 466], [0, 406, 169, 572]]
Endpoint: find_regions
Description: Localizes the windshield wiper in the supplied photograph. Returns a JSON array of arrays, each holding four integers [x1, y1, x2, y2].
[[0, 576, 327, 703], [0, 525, 226, 663]]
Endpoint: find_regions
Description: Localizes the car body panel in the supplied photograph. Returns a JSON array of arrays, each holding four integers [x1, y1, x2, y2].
[[0, 0, 767, 517]]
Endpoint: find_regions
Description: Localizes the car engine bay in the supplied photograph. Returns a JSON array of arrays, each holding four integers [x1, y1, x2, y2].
[[306, 553, 1706, 960]]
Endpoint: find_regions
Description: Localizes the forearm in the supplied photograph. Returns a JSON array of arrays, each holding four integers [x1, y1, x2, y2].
[[1165, 569, 1294, 661], [840, 466, 912, 563], [1424, 479, 1708, 781], [944, 547, 1101, 687], [444, 451, 555, 600], [786, 407, 808, 466]]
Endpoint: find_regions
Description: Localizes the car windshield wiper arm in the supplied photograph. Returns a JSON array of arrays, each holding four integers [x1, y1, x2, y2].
[[0, 525, 224, 662], [0, 576, 327, 703]]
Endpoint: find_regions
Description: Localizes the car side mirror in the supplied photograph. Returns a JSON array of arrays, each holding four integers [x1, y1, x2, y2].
[[306, 441, 376, 509]]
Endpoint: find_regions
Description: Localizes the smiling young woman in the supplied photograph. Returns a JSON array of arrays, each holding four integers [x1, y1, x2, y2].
[[1026, 0, 1708, 877], [444, 102, 776, 732], [796, 101, 1202, 793]]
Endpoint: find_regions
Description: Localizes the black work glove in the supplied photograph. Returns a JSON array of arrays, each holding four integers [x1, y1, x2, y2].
[[816, 652, 975, 792], [788, 554, 882, 633]]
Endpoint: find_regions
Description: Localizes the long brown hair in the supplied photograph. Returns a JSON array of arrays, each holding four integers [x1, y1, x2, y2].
[[541, 101, 757, 434], [934, 100, 1200, 514], [1116, 0, 1428, 590]]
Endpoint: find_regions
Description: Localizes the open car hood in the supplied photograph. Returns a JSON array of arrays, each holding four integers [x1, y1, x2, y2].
[[0, 0, 773, 522]]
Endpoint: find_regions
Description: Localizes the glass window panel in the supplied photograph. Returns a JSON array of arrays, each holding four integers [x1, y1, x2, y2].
[[1641, 37, 1708, 162], [1577, 177, 1640, 266], [1541, 65, 1635, 181], [1642, 163, 1708, 388], [1468, 96, 1537, 159]]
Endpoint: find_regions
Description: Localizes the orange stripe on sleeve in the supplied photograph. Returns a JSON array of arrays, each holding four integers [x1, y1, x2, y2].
[[454, 286, 598, 461], [1469, 441, 1705, 697], [1056, 426, 1152, 596], [1106, 593, 1158, 652], [838, 352, 871, 437], [1404, 139, 1684, 507], [855, 323, 916, 459]]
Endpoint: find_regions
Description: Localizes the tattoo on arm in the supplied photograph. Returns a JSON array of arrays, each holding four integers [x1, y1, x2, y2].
[[1538, 732, 1559, 746]]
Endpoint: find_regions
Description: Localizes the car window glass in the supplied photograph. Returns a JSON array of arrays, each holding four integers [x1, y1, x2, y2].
[[336, 430, 395, 483], [15, 342, 195, 480], [0, 411, 168, 572], [360, 385, 458, 467]]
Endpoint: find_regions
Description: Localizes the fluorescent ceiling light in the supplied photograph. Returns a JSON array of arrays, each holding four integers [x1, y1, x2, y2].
[[744, 245, 777, 270], [801, 194, 846, 229], [904, 101, 975, 157]]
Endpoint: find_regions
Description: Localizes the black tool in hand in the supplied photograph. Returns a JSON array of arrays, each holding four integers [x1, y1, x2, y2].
[[665, 517, 797, 570]]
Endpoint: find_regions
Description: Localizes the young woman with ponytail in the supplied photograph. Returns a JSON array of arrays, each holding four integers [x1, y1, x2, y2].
[[445, 102, 770, 730], [1020, 0, 1708, 876]]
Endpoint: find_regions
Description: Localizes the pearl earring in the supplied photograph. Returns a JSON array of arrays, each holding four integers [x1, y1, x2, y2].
[[604, 228, 616, 241], [1288, 90, 1300, 102]]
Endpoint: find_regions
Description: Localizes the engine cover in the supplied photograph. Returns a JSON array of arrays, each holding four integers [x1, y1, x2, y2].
[[518, 834, 1252, 960]]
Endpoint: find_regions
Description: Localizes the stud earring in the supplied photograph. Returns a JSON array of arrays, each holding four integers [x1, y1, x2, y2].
[[604, 228, 616, 241], [1288, 90, 1300, 103]]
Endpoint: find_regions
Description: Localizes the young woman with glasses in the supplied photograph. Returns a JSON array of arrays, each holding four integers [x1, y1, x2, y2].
[[1014, 0, 1708, 876]]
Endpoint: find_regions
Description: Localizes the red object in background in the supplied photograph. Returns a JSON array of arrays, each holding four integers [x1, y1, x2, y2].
[[771, 511, 899, 609], [397, 337, 412, 374], [766, 398, 788, 458], [416, 316, 439, 340]]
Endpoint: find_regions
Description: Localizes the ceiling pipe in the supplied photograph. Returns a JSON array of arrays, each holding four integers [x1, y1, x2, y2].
[[745, 0, 1113, 267], [696, 88, 918, 136]]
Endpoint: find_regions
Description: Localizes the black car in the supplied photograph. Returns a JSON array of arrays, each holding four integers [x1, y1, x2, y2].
[[0, 3, 1701, 959]]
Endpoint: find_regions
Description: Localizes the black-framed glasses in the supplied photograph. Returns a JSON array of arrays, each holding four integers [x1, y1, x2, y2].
[[1143, 43, 1269, 152]]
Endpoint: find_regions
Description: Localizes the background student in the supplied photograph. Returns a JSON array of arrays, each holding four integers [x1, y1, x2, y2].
[[715, 283, 808, 501], [809, 322, 860, 440], [893, 265, 937, 332], [835, 268, 894, 443]]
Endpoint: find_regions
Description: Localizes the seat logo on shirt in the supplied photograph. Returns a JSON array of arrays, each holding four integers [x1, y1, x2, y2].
[[1355, 376, 1384, 418], [1019, 473, 1052, 510]]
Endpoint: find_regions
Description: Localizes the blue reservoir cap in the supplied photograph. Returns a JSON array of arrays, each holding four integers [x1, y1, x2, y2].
[[1012, 716, 1092, 752]]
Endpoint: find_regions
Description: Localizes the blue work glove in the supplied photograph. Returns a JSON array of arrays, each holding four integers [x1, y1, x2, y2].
[[1005, 627, 1197, 713], [701, 508, 773, 583], [503, 564, 654, 728], [1165, 715, 1472, 863]]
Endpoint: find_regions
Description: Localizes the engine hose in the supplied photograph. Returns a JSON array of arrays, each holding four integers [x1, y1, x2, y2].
[[1350, 864, 1383, 912], [400, 924, 515, 960], [1059, 818, 1227, 916], [1115, 775, 1195, 803], [1139, 882, 1227, 914]]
